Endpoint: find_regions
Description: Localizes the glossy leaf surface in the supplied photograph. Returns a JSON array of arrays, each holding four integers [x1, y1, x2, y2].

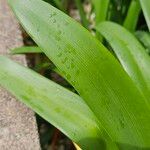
[[7, 0, 150, 148]]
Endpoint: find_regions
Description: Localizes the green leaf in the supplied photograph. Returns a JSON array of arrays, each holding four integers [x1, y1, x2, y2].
[[8, 0, 150, 148], [91, 0, 110, 40], [74, 0, 89, 29], [123, 0, 141, 32], [91, 0, 110, 24], [139, 0, 150, 31], [135, 31, 150, 55], [0, 56, 116, 150], [11, 46, 42, 54], [96, 21, 150, 100]]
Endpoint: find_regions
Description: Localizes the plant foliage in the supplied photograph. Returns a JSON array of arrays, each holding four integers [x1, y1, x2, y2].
[[0, 0, 150, 149]]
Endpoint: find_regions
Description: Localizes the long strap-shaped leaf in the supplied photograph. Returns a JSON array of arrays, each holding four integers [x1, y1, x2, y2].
[[8, 0, 150, 148], [123, 0, 141, 32], [91, 0, 110, 40], [74, 0, 89, 29], [0, 56, 117, 150], [96, 21, 150, 101], [139, 0, 150, 31], [91, 0, 109, 25]]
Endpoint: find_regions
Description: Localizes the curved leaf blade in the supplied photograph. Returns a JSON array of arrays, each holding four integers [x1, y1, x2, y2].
[[8, 0, 150, 148], [0, 56, 115, 150], [96, 21, 150, 101]]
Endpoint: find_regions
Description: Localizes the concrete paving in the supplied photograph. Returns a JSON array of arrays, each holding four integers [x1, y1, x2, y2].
[[0, 0, 41, 149]]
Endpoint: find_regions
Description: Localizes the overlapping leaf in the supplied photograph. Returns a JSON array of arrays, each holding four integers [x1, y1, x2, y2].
[[96, 21, 150, 101], [6, 0, 150, 149], [0, 56, 116, 150]]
